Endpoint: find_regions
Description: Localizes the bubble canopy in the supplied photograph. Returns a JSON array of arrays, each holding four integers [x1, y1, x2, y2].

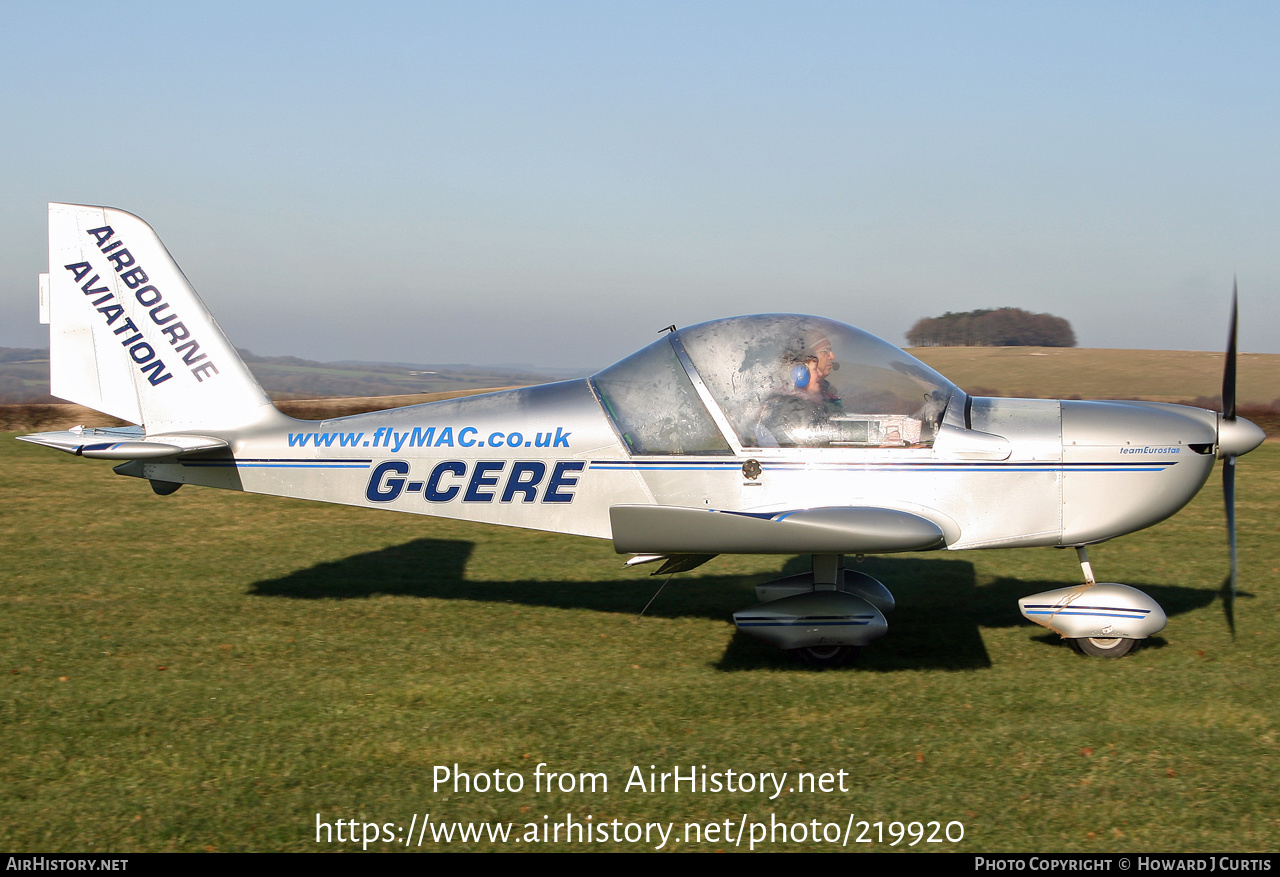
[[591, 315, 961, 455]]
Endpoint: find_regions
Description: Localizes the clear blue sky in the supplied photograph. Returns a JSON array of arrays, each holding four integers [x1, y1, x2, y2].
[[2, 1, 1276, 370]]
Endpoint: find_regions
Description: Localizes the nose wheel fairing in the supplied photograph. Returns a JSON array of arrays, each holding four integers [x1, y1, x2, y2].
[[1016, 546, 1166, 656], [1018, 582, 1167, 643]]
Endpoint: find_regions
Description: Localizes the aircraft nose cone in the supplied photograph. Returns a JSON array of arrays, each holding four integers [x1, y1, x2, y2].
[[1219, 415, 1266, 458]]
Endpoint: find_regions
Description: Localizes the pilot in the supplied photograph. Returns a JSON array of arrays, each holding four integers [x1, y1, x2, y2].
[[798, 333, 838, 398], [755, 332, 844, 447]]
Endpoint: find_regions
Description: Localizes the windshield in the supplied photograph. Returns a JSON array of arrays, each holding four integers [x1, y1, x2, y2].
[[677, 315, 957, 449]]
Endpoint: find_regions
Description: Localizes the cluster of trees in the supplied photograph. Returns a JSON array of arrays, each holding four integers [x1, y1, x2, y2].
[[907, 308, 1076, 348]]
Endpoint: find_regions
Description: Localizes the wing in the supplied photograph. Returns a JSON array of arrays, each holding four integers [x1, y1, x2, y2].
[[609, 504, 947, 555]]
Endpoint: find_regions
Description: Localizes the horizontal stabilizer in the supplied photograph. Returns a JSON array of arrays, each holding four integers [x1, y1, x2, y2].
[[17, 426, 227, 459], [610, 504, 947, 555]]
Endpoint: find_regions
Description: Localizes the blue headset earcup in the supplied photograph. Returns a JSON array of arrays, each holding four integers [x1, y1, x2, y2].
[[792, 364, 810, 388]]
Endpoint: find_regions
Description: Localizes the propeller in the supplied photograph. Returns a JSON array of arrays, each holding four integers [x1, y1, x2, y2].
[[1215, 281, 1266, 634], [1223, 280, 1238, 421], [1221, 284, 1238, 634]]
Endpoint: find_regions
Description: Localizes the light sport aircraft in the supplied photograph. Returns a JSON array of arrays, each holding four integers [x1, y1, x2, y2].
[[21, 203, 1266, 665]]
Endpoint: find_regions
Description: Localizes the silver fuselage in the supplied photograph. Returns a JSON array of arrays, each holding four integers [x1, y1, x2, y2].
[[124, 380, 1221, 553]]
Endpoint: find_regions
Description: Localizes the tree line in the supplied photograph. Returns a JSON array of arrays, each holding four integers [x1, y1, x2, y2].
[[906, 308, 1076, 347]]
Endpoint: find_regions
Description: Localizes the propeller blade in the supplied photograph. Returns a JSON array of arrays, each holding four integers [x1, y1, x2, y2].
[[1222, 454, 1237, 636], [1222, 280, 1238, 421], [1218, 281, 1240, 636]]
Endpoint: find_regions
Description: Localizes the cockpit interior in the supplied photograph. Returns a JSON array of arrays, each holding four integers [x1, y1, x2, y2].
[[591, 314, 960, 455]]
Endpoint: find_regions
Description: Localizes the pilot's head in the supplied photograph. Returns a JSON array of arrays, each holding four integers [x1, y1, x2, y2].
[[802, 333, 837, 379]]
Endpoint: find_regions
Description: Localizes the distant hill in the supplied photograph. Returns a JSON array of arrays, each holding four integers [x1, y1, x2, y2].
[[0, 347, 570, 403], [4, 345, 1277, 436], [0, 351, 53, 404]]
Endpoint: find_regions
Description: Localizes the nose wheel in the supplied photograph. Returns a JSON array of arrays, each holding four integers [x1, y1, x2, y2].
[[1068, 636, 1137, 658], [790, 645, 860, 667]]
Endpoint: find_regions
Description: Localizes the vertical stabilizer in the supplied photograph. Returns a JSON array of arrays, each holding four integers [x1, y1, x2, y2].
[[46, 203, 277, 433]]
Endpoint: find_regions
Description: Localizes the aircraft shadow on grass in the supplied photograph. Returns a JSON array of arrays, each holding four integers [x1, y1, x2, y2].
[[249, 539, 1226, 672]]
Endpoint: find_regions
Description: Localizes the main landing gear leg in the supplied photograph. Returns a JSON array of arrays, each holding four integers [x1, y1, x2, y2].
[[792, 554, 859, 667]]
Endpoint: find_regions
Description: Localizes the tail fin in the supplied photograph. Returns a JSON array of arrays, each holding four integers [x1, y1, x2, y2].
[[43, 203, 278, 433]]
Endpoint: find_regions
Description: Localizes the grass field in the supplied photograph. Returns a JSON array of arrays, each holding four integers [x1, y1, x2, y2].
[[2, 435, 1277, 852], [910, 346, 1280, 409]]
